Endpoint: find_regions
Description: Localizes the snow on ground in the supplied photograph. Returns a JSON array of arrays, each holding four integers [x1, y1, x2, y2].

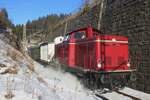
[[34, 62, 84, 92], [0, 90, 38, 100], [0, 34, 150, 100]]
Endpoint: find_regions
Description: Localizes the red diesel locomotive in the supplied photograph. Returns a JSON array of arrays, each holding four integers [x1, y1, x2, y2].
[[55, 27, 136, 89]]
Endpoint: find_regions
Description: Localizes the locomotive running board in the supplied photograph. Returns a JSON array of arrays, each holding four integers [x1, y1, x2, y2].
[[61, 64, 136, 75], [90, 69, 137, 74]]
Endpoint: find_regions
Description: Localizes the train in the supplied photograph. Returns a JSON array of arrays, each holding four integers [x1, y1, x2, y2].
[[55, 26, 136, 90]]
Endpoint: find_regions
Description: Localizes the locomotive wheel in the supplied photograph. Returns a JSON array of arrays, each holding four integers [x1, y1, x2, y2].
[[93, 78, 98, 90], [109, 77, 127, 90], [126, 73, 136, 88], [89, 73, 96, 90], [82, 72, 130, 91], [82, 73, 90, 89], [89, 73, 101, 90], [82, 73, 102, 90], [120, 78, 127, 89], [110, 79, 119, 90], [130, 73, 137, 82]]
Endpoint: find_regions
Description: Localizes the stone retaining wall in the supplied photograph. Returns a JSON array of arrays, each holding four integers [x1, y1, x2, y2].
[[52, 0, 150, 93]]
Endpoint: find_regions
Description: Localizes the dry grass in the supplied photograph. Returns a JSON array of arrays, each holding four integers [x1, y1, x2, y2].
[[0, 63, 6, 68], [6, 46, 35, 72], [25, 54, 34, 72], [37, 76, 48, 86], [7, 47, 24, 61], [4, 91, 15, 99], [8, 67, 18, 74], [0, 67, 18, 75]]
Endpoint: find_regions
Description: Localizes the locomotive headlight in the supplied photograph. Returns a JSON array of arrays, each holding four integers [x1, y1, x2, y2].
[[127, 62, 130, 67], [127, 59, 131, 68], [112, 38, 116, 42], [97, 63, 102, 68], [97, 60, 102, 68]]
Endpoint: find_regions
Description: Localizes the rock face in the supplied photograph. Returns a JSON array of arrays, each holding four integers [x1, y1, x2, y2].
[[52, 0, 150, 93], [0, 29, 19, 50]]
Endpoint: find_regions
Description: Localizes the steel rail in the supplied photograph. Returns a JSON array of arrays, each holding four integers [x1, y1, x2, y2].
[[115, 90, 141, 100]]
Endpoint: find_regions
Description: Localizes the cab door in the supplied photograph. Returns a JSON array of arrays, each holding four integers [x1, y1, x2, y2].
[[73, 31, 86, 68]]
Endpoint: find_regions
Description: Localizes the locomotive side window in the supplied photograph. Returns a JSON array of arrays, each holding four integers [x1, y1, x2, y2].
[[74, 32, 86, 39], [64, 34, 70, 41]]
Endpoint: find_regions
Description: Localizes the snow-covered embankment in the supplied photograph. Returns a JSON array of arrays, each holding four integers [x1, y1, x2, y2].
[[0, 34, 97, 100]]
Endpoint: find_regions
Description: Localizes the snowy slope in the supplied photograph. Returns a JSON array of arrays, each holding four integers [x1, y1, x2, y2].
[[0, 35, 98, 100]]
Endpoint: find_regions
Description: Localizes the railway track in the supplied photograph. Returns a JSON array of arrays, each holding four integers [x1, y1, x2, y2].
[[95, 93, 109, 100], [115, 90, 142, 100], [94, 89, 142, 100]]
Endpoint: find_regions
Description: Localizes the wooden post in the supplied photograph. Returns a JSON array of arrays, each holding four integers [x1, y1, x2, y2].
[[64, 21, 68, 36], [23, 24, 26, 42], [22, 24, 28, 53], [97, 0, 105, 30]]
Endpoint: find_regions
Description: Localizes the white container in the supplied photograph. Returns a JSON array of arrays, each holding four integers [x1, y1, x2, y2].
[[40, 36, 63, 63], [40, 43, 55, 62]]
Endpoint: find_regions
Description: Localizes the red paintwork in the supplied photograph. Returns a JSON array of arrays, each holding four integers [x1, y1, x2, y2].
[[55, 27, 129, 72]]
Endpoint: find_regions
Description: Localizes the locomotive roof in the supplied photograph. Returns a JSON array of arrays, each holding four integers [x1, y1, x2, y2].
[[65, 27, 128, 40], [66, 27, 103, 35]]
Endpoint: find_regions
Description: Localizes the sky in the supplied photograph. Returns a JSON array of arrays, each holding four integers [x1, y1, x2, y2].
[[0, 0, 83, 25]]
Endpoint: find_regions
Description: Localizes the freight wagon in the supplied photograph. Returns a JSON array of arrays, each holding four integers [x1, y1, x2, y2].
[[28, 36, 63, 64], [28, 45, 40, 61], [40, 43, 55, 63]]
